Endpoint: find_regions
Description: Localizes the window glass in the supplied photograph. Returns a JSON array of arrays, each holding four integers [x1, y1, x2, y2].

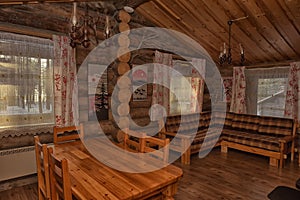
[[257, 78, 287, 117], [0, 33, 54, 128], [169, 60, 201, 115]]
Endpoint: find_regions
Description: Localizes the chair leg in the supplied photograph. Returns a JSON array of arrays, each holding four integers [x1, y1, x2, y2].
[[221, 144, 228, 153], [291, 142, 295, 161], [279, 143, 284, 168], [269, 158, 279, 167]]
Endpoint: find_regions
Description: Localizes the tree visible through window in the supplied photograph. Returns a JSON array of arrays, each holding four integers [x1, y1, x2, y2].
[[257, 78, 287, 117], [169, 60, 202, 115], [0, 32, 54, 127]]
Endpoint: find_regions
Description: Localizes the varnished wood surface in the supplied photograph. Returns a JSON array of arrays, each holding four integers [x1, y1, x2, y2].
[[1, 148, 300, 200], [52, 139, 183, 199], [172, 148, 300, 200], [137, 0, 300, 66], [0, 183, 38, 200]]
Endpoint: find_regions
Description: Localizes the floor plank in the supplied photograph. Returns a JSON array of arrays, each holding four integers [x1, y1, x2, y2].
[[173, 148, 300, 200], [0, 183, 38, 200], [0, 148, 299, 200]]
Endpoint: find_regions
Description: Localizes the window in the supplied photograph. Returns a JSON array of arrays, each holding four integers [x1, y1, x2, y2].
[[169, 60, 203, 115], [257, 78, 287, 117], [0, 32, 54, 128], [245, 67, 289, 118]]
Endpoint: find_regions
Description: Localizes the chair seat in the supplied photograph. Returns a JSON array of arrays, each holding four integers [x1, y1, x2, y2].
[[268, 186, 300, 200]]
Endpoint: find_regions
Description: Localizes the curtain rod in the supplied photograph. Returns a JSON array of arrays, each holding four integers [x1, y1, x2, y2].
[[245, 60, 298, 69]]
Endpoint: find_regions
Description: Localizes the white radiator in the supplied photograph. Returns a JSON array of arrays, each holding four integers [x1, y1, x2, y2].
[[0, 146, 37, 182]]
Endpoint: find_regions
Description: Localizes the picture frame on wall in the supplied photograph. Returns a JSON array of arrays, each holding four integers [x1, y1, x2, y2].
[[88, 64, 108, 121], [132, 65, 148, 101]]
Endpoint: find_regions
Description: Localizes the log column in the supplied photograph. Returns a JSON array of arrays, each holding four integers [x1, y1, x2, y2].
[[112, 10, 132, 141]]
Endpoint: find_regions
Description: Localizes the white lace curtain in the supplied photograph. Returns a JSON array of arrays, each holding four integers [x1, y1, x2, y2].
[[191, 58, 206, 113], [0, 31, 54, 127], [245, 66, 289, 115]]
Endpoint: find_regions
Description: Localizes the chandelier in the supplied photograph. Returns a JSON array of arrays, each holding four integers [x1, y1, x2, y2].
[[219, 16, 248, 66], [69, 3, 97, 48], [69, 3, 115, 48]]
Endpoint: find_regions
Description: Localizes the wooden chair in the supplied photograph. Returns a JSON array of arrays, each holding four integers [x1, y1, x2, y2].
[[53, 123, 84, 144], [34, 136, 51, 200], [140, 136, 170, 162], [48, 147, 72, 200], [123, 128, 145, 152]]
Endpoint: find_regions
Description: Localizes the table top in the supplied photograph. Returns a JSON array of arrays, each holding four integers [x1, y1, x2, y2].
[[53, 138, 183, 200]]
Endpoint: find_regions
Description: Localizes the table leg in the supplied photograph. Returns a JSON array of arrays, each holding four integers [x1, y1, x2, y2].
[[162, 182, 178, 200]]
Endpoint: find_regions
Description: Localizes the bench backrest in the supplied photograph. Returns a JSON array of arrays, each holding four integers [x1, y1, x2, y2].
[[231, 113, 260, 133], [258, 116, 295, 136], [164, 112, 211, 134], [164, 111, 295, 137]]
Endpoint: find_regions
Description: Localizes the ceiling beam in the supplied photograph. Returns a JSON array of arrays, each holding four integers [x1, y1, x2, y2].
[[0, 21, 64, 38], [114, 0, 150, 9], [0, 0, 112, 5], [0, 0, 151, 7]]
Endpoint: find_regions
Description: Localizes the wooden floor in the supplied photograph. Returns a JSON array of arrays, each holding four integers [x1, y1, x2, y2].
[[0, 148, 299, 200]]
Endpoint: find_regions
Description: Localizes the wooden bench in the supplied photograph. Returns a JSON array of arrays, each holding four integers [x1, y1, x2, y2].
[[214, 112, 297, 168], [159, 112, 221, 164], [160, 111, 297, 168]]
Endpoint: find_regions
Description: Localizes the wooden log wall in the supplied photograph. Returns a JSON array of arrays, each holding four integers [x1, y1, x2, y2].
[[76, 10, 155, 142], [0, 3, 235, 142]]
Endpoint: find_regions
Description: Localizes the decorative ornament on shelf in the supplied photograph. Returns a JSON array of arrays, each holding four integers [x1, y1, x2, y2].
[[219, 16, 248, 66]]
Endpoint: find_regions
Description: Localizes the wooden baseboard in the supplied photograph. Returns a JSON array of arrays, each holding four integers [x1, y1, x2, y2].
[[0, 174, 37, 192]]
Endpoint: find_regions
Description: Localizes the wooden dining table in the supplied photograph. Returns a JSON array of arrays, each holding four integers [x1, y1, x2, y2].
[[53, 137, 183, 200]]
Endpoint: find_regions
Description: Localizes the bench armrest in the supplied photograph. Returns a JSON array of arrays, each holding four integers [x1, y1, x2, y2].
[[278, 135, 296, 143]]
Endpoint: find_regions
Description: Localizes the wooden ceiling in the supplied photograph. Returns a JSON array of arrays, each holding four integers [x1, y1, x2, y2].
[[0, 0, 299, 66], [137, 0, 300, 66]]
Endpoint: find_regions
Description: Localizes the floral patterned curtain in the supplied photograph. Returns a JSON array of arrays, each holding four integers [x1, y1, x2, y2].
[[53, 35, 78, 127], [191, 58, 206, 113], [151, 50, 173, 121], [284, 62, 300, 121], [230, 66, 247, 113]]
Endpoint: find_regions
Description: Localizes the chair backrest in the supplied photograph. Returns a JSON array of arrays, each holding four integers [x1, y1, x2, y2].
[[48, 147, 72, 200], [140, 136, 170, 162], [53, 123, 84, 144], [123, 128, 145, 152], [34, 136, 51, 200]]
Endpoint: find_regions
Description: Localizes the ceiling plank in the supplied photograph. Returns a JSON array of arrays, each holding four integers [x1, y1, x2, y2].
[[237, 0, 295, 60], [256, 0, 300, 57], [196, 0, 273, 64], [137, 1, 216, 55], [276, 0, 300, 35], [204, 0, 283, 64], [114, 0, 150, 9], [136, 2, 216, 61], [180, 0, 262, 64], [0, 0, 111, 5]]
